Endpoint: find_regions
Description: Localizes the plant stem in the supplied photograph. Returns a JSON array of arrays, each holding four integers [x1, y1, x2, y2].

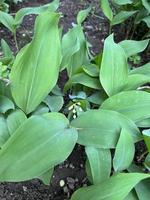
[[129, 23, 137, 40], [108, 24, 112, 35], [137, 150, 148, 162], [14, 31, 19, 52]]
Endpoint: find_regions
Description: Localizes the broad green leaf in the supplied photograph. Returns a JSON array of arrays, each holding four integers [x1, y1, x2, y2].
[[32, 103, 49, 115], [0, 95, 14, 113], [128, 164, 150, 200], [51, 85, 63, 96], [71, 173, 150, 200], [86, 147, 111, 184], [135, 178, 150, 199], [77, 7, 91, 25], [7, 109, 27, 135], [10, 12, 62, 114], [69, 73, 101, 90], [144, 153, 150, 169], [100, 0, 113, 21], [142, 0, 150, 12], [0, 11, 15, 32], [61, 34, 80, 70], [1, 39, 13, 58], [61, 25, 89, 76], [38, 168, 54, 185], [142, 16, 150, 28], [136, 117, 150, 127], [143, 129, 150, 152], [0, 113, 78, 181], [100, 34, 128, 96], [113, 128, 135, 172], [111, 11, 137, 25], [130, 62, 150, 76], [43, 95, 64, 112], [14, 0, 59, 26], [124, 74, 150, 90], [112, 0, 133, 5], [119, 39, 149, 57], [135, 8, 149, 24], [87, 91, 107, 105], [83, 64, 99, 77], [0, 114, 9, 147], [101, 90, 150, 122], [71, 109, 141, 148]]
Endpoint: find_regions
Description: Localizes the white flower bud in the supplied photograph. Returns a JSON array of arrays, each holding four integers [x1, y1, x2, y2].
[[59, 180, 65, 187]]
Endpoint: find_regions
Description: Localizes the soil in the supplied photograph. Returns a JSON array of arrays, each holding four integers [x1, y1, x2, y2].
[[0, 0, 149, 199]]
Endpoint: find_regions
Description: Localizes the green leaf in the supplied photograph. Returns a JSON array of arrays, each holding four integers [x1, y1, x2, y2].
[[128, 164, 150, 200], [144, 153, 150, 170], [51, 85, 63, 96], [32, 103, 49, 115], [61, 26, 81, 71], [130, 62, 150, 76], [87, 91, 107, 105], [14, 0, 59, 26], [82, 64, 99, 77], [112, 0, 133, 5], [0, 11, 15, 32], [71, 109, 141, 148], [142, 16, 150, 28], [70, 73, 101, 90], [100, 0, 113, 21], [10, 12, 62, 114], [135, 178, 150, 199], [111, 11, 137, 26], [61, 25, 89, 76], [124, 74, 150, 90], [86, 147, 111, 184], [113, 128, 135, 172], [0, 113, 78, 181], [100, 34, 128, 96], [142, 0, 150, 12], [77, 7, 91, 25], [143, 129, 150, 153], [0, 95, 14, 113], [1, 39, 13, 58], [71, 173, 150, 200], [0, 114, 9, 147], [43, 95, 64, 112], [101, 90, 150, 122], [7, 109, 27, 135], [119, 39, 149, 57], [136, 117, 150, 127], [38, 168, 54, 185], [134, 8, 149, 24]]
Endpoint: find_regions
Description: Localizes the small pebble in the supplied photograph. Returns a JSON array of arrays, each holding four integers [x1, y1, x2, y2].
[[23, 186, 27, 192]]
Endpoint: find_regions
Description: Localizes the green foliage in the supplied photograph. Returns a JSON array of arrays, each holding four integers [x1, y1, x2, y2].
[[100, 0, 150, 38], [71, 173, 150, 200], [0, 1, 150, 198], [0, 0, 59, 33], [113, 128, 135, 172], [10, 11, 62, 114], [0, 0, 9, 12]]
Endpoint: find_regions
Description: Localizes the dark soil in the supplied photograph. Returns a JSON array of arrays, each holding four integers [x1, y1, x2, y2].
[[0, 0, 149, 199]]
